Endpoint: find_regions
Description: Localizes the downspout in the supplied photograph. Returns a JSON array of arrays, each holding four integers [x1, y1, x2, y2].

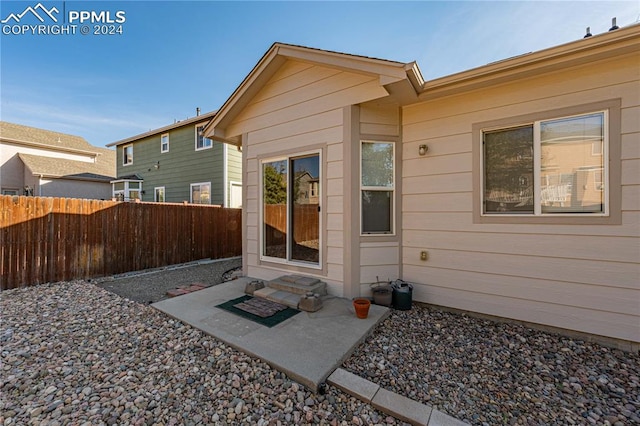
[[38, 174, 43, 196]]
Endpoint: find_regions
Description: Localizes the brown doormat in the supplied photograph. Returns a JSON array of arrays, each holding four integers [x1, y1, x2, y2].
[[235, 297, 288, 318], [215, 295, 300, 327]]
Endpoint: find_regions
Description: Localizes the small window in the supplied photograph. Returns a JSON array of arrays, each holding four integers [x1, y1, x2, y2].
[[361, 141, 395, 234], [154, 187, 165, 202], [123, 145, 133, 165], [2, 189, 19, 195], [195, 125, 212, 150], [161, 134, 169, 153], [190, 182, 211, 204], [482, 111, 606, 216]]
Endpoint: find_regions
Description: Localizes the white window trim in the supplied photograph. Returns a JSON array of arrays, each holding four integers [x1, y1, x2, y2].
[[195, 124, 213, 151], [161, 133, 169, 153], [154, 186, 165, 202], [360, 140, 396, 236], [480, 110, 609, 218], [190, 181, 212, 204], [123, 144, 133, 166], [111, 179, 143, 202], [258, 150, 323, 270]]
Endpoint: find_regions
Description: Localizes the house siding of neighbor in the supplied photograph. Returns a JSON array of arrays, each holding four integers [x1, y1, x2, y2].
[[108, 111, 242, 207], [205, 24, 639, 347], [0, 121, 115, 199]]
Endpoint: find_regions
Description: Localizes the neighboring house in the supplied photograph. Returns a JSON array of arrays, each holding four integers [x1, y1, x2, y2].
[[0, 121, 116, 199], [106, 110, 242, 207], [204, 24, 640, 346]]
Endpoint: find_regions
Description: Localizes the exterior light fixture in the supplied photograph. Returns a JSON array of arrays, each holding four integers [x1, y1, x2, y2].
[[418, 144, 428, 156], [154, 161, 160, 169]]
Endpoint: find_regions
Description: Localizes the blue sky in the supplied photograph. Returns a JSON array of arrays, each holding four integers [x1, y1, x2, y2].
[[1, 1, 638, 148]]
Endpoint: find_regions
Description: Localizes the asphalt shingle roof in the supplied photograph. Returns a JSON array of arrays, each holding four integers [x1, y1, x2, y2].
[[0, 121, 95, 152], [18, 150, 116, 181]]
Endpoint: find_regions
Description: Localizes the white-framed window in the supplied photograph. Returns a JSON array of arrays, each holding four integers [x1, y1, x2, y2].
[[161, 133, 169, 153], [111, 179, 143, 201], [361, 140, 395, 235], [123, 144, 133, 165], [154, 186, 165, 202], [482, 110, 607, 216], [195, 125, 212, 150], [190, 182, 211, 204]]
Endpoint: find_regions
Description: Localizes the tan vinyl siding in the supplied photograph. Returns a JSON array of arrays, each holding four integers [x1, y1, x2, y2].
[[359, 242, 400, 294], [401, 52, 640, 342], [360, 102, 400, 137], [227, 61, 388, 138], [226, 60, 397, 294]]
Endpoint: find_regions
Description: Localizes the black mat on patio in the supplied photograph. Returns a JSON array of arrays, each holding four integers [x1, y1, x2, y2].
[[215, 295, 300, 327]]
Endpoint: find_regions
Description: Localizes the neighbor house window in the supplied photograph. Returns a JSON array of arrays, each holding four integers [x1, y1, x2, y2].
[[195, 125, 212, 150], [123, 145, 133, 165], [361, 141, 395, 234], [161, 133, 169, 153], [111, 179, 143, 201], [190, 182, 211, 204], [482, 111, 607, 216], [154, 187, 165, 202]]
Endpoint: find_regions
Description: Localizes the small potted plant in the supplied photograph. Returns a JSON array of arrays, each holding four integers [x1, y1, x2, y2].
[[353, 298, 371, 319]]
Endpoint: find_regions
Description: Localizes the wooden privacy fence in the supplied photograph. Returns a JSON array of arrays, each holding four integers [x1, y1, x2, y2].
[[264, 204, 319, 243], [0, 196, 242, 290]]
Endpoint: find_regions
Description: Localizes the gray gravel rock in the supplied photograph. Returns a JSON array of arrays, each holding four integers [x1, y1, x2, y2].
[[343, 305, 640, 425], [0, 281, 406, 425], [94, 257, 242, 304]]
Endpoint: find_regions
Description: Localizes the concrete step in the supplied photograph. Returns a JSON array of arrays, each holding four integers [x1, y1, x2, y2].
[[267, 275, 327, 296], [253, 287, 324, 312], [253, 287, 302, 309]]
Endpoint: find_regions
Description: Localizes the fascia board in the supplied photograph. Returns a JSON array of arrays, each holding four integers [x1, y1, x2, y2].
[[204, 43, 417, 142], [419, 24, 640, 100], [107, 111, 217, 147], [1, 138, 99, 157]]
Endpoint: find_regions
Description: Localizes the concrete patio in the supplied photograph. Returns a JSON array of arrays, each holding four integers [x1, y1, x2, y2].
[[152, 277, 466, 426]]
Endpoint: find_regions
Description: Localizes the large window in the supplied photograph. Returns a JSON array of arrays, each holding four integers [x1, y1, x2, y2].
[[123, 145, 133, 165], [112, 179, 142, 201], [190, 182, 211, 204], [361, 141, 394, 234], [161, 133, 169, 153], [482, 111, 607, 216], [195, 125, 212, 150], [261, 152, 321, 266]]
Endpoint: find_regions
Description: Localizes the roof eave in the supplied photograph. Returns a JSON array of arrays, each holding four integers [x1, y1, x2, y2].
[[203, 42, 421, 143], [418, 23, 640, 101], [2, 137, 99, 157], [107, 110, 217, 147]]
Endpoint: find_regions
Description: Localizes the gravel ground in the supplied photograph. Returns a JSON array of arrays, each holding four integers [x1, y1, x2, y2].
[[343, 307, 640, 425], [94, 258, 242, 305], [0, 281, 403, 426], [1, 264, 639, 426]]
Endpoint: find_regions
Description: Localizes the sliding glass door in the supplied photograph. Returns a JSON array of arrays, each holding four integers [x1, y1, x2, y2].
[[262, 153, 320, 266]]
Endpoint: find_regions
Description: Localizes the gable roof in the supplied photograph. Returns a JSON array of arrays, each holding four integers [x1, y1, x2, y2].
[[0, 121, 100, 156], [204, 25, 640, 145], [203, 42, 424, 145], [19, 149, 116, 181], [107, 110, 217, 147]]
